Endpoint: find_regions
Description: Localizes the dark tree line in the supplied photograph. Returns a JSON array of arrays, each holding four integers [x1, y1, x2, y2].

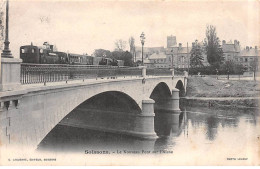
[[92, 37, 136, 66], [188, 25, 245, 75], [92, 49, 133, 66]]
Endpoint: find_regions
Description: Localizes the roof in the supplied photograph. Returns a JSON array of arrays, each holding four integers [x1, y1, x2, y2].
[[148, 52, 167, 59], [222, 44, 240, 53], [143, 58, 151, 64], [165, 46, 191, 54], [135, 46, 165, 53], [238, 48, 259, 57]]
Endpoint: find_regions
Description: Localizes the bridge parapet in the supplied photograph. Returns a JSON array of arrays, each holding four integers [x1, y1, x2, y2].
[[19, 64, 186, 85], [0, 58, 22, 91]]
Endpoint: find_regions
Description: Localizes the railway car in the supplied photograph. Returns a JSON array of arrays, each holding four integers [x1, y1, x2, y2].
[[20, 44, 66, 64], [52, 51, 69, 64], [20, 42, 119, 66], [20, 45, 41, 63]]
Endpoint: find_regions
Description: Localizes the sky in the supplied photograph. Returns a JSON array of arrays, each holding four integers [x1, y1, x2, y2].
[[1, 0, 260, 58]]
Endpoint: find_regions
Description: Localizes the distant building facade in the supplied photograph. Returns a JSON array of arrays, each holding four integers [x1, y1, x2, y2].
[[143, 52, 171, 68], [165, 43, 191, 68], [134, 46, 164, 62], [140, 36, 192, 69], [136, 36, 259, 71], [221, 40, 259, 71], [222, 40, 241, 61], [237, 46, 259, 71]]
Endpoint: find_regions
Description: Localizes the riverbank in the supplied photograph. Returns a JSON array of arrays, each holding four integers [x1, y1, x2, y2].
[[184, 76, 260, 108]]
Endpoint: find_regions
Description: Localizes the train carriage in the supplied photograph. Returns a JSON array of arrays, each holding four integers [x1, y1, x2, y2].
[[20, 42, 120, 66]]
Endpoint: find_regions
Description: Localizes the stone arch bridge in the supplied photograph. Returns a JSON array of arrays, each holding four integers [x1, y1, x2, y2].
[[0, 63, 187, 150]]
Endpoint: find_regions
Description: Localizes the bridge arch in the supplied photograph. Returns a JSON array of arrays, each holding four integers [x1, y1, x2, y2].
[[175, 80, 185, 97], [40, 90, 142, 145], [69, 91, 142, 114], [150, 82, 172, 103]]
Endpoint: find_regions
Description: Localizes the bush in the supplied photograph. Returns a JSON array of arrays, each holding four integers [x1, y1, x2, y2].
[[176, 64, 245, 75]]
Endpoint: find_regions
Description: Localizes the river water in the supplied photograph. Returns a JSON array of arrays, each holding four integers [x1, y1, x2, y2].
[[38, 105, 260, 164]]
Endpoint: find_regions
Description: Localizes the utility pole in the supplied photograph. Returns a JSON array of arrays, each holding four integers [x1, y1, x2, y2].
[[187, 42, 189, 74]]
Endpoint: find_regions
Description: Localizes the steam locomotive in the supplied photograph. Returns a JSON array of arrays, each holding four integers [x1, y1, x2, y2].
[[20, 42, 123, 66]]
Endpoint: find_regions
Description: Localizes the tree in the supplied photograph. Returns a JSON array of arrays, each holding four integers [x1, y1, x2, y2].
[[129, 36, 135, 61], [122, 51, 133, 66], [220, 61, 234, 79], [114, 39, 126, 51], [92, 49, 112, 58], [190, 40, 204, 68], [250, 59, 258, 81], [0, 11, 4, 51], [205, 25, 224, 68], [111, 50, 133, 66], [233, 63, 244, 75]]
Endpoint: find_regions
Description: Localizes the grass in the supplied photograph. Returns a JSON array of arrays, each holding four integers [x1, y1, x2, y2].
[[186, 76, 260, 98]]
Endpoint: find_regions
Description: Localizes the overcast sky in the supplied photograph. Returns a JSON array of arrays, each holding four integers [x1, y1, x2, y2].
[[1, 0, 260, 57]]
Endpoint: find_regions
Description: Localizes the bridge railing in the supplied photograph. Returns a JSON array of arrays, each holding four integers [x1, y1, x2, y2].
[[20, 64, 186, 85], [146, 68, 172, 76], [146, 68, 185, 76], [174, 69, 185, 76], [20, 64, 143, 84]]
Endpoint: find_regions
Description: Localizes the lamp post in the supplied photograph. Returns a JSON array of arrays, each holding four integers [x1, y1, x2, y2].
[[140, 32, 145, 66], [171, 47, 174, 68], [1, 0, 13, 58]]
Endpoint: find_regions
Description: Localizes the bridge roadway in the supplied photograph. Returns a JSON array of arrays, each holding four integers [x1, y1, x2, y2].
[[0, 74, 187, 150]]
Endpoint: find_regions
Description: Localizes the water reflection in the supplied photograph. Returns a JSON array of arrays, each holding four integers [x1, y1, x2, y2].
[[38, 106, 259, 154]]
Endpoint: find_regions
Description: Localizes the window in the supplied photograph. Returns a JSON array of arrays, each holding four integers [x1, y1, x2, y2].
[[32, 49, 35, 53], [245, 58, 248, 62], [21, 49, 25, 53], [40, 49, 43, 53]]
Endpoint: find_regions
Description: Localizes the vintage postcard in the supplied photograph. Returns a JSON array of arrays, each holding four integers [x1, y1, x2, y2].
[[0, 0, 259, 166]]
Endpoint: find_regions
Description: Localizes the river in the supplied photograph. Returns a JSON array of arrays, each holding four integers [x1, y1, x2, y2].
[[37, 105, 260, 164]]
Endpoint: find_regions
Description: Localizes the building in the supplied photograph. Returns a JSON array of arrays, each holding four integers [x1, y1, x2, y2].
[[135, 46, 164, 62], [144, 52, 171, 68], [237, 46, 259, 71], [138, 36, 259, 70], [221, 39, 259, 71], [167, 35, 177, 48], [140, 36, 192, 69], [165, 43, 191, 68], [221, 40, 241, 62]]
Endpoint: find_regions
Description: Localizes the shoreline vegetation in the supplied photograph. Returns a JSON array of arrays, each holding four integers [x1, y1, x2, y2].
[[183, 76, 260, 109]]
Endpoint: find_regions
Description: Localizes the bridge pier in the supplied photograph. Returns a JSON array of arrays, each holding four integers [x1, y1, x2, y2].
[[135, 98, 157, 139], [155, 88, 181, 113], [168, 88, 181, 113]]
